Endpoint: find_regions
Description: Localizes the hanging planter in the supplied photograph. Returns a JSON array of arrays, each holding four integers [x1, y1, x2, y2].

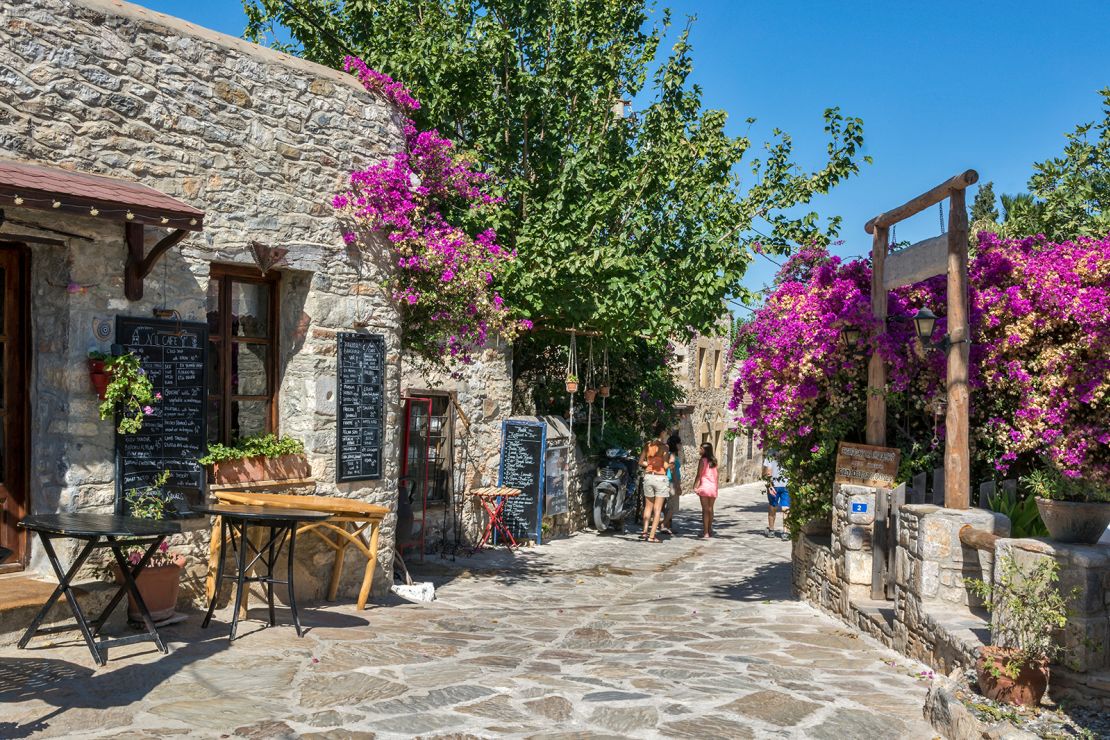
[[584, 388, 597, 403], [88, 350, 110, 401], [598, 385, 610, 398], [565, 374, 579, 394]]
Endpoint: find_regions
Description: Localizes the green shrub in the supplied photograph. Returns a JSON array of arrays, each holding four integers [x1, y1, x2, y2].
[[199, 433, 305, 465]]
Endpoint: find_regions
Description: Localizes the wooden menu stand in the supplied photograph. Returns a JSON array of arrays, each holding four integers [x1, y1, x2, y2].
[[206, 491, 388, 611]]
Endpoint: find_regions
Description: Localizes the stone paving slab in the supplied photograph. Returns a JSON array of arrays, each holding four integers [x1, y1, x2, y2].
[[0, 484, 938, 738]]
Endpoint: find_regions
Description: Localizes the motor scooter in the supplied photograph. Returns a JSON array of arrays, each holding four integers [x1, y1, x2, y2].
[[592, 448, 641, 532]]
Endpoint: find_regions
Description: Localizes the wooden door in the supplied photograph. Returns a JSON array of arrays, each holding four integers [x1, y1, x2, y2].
[[0, 245, 28, 571]]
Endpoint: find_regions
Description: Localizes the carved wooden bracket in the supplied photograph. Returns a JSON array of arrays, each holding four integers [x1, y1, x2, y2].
[[124, 222, 189, 301]]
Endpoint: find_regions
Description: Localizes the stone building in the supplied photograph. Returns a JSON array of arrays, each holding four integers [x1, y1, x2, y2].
[[0, 0, 406, 606], [669, 322, 762, 491]]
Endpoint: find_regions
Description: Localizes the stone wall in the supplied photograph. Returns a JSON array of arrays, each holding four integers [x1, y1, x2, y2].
[[0, 0, 405, 603]]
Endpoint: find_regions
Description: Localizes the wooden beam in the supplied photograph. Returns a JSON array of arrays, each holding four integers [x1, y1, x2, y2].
[[866, 226, 888, 446], [124, 224, 189, 301], [865, 170, 978, 234], [944, 188, 971, 509], [958, 524, 998, 552]]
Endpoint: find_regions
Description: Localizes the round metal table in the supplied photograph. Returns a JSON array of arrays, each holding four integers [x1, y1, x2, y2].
[[197, 504, 331, 641]]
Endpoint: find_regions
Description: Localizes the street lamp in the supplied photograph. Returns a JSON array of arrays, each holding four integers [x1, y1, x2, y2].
[[839, 325, 862, 353], [912, 308, 937, 344]]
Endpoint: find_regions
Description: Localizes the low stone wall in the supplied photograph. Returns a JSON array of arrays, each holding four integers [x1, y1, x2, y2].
[[795, 494, 1110, 706]]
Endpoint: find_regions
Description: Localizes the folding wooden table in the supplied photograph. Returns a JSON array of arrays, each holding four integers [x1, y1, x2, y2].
[[206, 491, 388, 611]]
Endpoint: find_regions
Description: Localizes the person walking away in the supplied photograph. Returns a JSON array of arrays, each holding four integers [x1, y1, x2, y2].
[[662, 427, 683, 534], [694, 442, 719, 539], [763, 465, 790, 539], [638, 424, 673, 543]]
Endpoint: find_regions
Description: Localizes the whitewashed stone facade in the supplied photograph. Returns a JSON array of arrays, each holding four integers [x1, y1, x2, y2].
[[0, 0, 405, 603]]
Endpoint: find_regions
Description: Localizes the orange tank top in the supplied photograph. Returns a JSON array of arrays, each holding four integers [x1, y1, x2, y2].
[[643, 440, 668, 475]]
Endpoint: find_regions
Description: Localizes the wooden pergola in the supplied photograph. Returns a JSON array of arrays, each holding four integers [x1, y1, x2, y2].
[[864, 169, 978, 510]]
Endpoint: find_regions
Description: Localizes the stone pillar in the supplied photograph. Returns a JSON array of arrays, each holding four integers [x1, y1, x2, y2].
[[831, 482, 878, 603], [899, 505, 1009, 605], [997, 539, 1110, 674]]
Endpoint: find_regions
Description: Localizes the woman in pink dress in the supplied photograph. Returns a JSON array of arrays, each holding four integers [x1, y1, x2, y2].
[[694, 442, 719, 539]]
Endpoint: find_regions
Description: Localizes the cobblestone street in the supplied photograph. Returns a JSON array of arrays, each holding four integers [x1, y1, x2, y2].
[[0, 484, 938, 739]]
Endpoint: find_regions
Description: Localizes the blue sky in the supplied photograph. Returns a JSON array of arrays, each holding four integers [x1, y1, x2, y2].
[[140, 0, 1109, 299]]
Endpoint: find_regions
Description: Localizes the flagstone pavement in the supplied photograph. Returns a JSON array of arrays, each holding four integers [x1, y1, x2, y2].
[[0, 483, 939, 739]]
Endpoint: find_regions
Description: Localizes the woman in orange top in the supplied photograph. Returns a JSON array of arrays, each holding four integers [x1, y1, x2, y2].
[[638, 423, 673, 542]]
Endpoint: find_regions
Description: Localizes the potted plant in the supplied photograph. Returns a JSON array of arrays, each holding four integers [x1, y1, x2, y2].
[[88, 350, 111, 400], [1024, 466, 1110, 545], [598, 385, 610, 398], [113, 470, 186, 623], [565, 374, 579, 393], [966, 554, 1076, 707], [199, 433, 309, 485], [584, 388, 597, 403], [99, 352, 160, 434]]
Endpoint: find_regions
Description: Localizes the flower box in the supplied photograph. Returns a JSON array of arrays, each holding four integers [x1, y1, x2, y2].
[[210, 453, 311, 485]]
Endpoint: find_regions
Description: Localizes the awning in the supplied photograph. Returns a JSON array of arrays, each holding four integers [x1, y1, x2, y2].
[[0, 159, 204, 230], [0, 159, 205, 300]]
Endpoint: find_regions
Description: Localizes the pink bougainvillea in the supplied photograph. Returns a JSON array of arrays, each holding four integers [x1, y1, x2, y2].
[[333, 57, 528, 366], [731, 233, 1109, 525]]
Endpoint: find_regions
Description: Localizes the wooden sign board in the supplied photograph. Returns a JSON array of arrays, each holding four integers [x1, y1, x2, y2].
[[834, 442, 901, 489], [883, 234, 947, 290], [336, 332, 385, 482]]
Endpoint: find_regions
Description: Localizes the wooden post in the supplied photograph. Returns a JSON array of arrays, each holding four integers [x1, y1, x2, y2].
[[944, 188, 970, 509], [866, 226, 888, 446]]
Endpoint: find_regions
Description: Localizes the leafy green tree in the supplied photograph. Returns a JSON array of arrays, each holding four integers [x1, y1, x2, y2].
[[970, 180, 999, 226], [1028, 87, 1110, 239], [999, 192, 1046, 236], [244, 0, 868, 343]]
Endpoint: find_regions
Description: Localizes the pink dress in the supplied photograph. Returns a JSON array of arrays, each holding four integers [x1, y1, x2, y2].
[[696, 459, 718, 498]]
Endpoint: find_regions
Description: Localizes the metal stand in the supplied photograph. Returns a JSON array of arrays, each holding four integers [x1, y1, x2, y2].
[[202, 519, 303, 640]]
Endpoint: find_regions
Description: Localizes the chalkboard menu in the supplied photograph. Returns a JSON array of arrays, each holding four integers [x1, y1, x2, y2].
[[545, 446, 569, 516], [497, 420, 547, 543], [114, 316, 208, 517], [336, 332, 385, 482]]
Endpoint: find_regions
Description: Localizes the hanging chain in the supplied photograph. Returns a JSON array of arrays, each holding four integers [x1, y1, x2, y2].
[[939, 201, 946, 233]]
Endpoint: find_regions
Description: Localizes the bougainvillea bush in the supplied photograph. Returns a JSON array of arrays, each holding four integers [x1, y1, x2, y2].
[[731, 234, 1110, 531], [333, 57, 529, 368]]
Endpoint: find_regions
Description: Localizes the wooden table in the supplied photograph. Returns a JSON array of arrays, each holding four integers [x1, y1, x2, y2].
[[17, 513, 182, 666], [207, 491, 388, 611], [470, 485, 522, 550]]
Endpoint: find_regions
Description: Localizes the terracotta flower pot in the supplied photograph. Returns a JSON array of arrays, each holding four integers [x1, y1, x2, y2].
[[598, 385, 610, 398], [210, 453, 311, 484], [975, 646, 1048, 707], [1035, 498, 1110, 545], [88, 359, 110, 400], [584, 389, 597, 403], [565, 381, 579, 393], [112, 557, 185, 622]]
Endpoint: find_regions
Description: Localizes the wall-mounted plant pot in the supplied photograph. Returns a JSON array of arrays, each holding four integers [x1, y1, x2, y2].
[[1034, 498, 1110, 544], [584, 389, 597, 403], [88, 359, 110, 400], [598, 385, 610, 398], [210, 453, 311, 485], [565, 381, 579, 393]]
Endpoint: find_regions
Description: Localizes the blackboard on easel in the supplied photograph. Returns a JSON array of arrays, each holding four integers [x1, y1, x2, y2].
[[114, 316, 208, 518], [497, 419, 547, 543], [336, 332, 385, 482]]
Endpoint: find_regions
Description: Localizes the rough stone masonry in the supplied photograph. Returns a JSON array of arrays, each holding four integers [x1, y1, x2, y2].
[[0, 0, 406, 604]]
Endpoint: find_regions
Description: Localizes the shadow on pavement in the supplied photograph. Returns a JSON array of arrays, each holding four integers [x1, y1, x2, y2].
[[709, 560, 794, 602]]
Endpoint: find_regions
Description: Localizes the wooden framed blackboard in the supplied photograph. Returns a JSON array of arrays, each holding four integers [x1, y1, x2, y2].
[[497, 419, 547, 543], [336, 332, 385, 482], [114, 316, 208, 518]]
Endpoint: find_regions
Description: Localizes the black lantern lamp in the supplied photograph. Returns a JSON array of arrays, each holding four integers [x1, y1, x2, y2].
[[838, 325, 863, 353], [912, 308, 938, 344]]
